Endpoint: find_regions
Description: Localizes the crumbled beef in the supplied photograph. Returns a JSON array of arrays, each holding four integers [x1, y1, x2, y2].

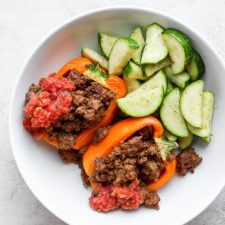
[[69, 70, 89, 89], [136, 127, 153, 141], [91, 132, 164, 186], [176, 148, 202, 176], [93, 126, 110, 144], [58, 146, 87, 165], [58, 149, 81, 164], [57, 132, 76, 150], [166, 151, 176, 162], [41, 70, 115, 148], [143, 189, 160, 209], [81, 167, 90, 187], [140, 160, 162, 181]]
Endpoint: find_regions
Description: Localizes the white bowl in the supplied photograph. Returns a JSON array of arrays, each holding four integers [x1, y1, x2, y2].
[[9, 6, 225, 225]]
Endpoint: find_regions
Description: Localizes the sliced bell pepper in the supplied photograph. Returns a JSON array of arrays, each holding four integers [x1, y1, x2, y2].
[[42, 57, 127, 150], [83, 116, 176, 191]]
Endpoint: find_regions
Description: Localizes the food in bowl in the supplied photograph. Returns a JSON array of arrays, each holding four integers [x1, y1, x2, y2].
[[22, 23, 215, 212]]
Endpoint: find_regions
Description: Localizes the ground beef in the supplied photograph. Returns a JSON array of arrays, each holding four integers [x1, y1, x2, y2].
[[57, 132, 76, 149], [91, 130, 164, 186], [93, 126, 110, 144], [176, 148, 202, 176], [44, 70, 115, 148], [24, 69, 115, 149], [143, 189, 160, 209], [166, 151, 176, 162], [58, 149, 80, 164], [136, 127, 153, 141]]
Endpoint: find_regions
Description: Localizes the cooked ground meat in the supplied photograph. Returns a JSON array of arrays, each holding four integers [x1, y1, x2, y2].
[[143, 189, 160, 209], [24, 69, 115, 150], [91, 130, 164, 186], [58, 149, 81, 164], [176, 148, 202, 176], [166, 151, 176, 162], [93, 126, 110, 144], [57, 132, 76, 150]]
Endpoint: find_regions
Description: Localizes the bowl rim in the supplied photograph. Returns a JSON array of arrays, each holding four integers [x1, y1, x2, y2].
[[9, 5, 225, 225]]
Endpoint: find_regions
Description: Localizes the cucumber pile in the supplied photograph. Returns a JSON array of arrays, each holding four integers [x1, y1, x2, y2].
[[81, 23, 214, 149]]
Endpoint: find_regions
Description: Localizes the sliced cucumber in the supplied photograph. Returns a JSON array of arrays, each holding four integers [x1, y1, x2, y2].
[[84, 64, 108, 88], [166, 80, 174, 93], [108, 38, 139, 75], [130, 27, 145, 65], [181, 80, 204, 128], [154, 137, 178, 160], [162, 28, 193, 74], [187, 49, 205, 81], [160, 88, 189, 137], [201, 135, 212, 143], [117, 85, 164, 117], [178, 132, 193, 150], [144, 57, 171, 78], [98, 33, 118, 58], [123, 61, 146, 80], [146, 70, 167, 93], [141, 23, 168, 64], [164, 129, 177, 141], [164, 67, 190, 89], [81, 48, 108, 70], [187, 91, 215, 137], [123, 76, 141, 93]]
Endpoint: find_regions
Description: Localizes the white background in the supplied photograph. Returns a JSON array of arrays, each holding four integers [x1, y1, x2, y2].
[[1, 0, 225, 224]]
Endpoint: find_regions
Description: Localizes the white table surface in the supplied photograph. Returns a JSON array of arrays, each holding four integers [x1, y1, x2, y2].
[[1, 0, 225, 224]]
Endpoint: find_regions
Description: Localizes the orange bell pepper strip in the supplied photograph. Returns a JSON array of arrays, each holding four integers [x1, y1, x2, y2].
[[56, 57, 92, 78], [83, 116, 177, 191], [83, 116, 164, 177], [41, 57, 127, 150], [148, 159, 177, 191]]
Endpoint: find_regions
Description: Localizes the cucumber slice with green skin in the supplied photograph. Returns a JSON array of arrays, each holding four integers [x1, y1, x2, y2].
[[178, 132, 193, 150], [164, 129, 177, 141], [123, 76, 141, 93], [123, 61, 146, 80], [201, 135, 212, 143], [166, 80, 174, 93], [108, 38, 139, 75], [181, 80, 204, 128], [160, 88, 189, 137], [146, 70, 167, 93], [141, 23, 168, 64], [130, 27, 145, 65], [187, 49, 205, 81], [81, 48, 108, 70], [164, 67, 190, 89], [117, 85, 164, 117], [154, 137, 178, 160], [144, 57, 171, 78], [162, 28, 193, 74], [187, 91, 215, 137], [98, 33, 118, 58]]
